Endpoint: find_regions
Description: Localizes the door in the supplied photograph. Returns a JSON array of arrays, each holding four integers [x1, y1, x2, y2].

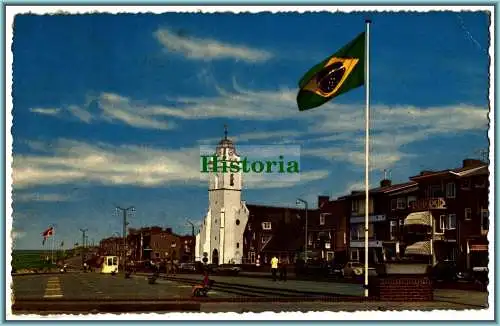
[[249, 251, 255, 264], [212, 249, 219, 265]]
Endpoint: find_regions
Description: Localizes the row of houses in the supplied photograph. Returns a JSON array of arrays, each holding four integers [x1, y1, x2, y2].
[[99, 226, 195, 263], [239, 158, 489, 270]]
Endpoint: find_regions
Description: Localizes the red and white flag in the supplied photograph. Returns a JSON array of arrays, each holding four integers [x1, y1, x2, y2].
[[41, 227, 54, 245]]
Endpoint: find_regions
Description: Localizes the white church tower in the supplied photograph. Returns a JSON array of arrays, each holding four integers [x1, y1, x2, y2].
[[196, 126, 249, 265]]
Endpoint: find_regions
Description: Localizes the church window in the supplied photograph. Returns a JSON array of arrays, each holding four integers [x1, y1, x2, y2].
[[236, 242, 240, 249], [215, 219, 217, 224], [230, 174, 235, 186], [236, 219, 240, 225]]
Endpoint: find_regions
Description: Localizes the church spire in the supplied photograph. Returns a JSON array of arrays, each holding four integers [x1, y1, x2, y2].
[[224, 124, 228, 140]]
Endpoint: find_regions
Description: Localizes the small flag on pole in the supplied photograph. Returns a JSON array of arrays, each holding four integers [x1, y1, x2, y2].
[[41, 226, 54, 245], [297, 32, 366, 111]]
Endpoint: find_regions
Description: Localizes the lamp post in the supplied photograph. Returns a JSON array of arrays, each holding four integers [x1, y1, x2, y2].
[[115, 206, 135, 275], [296, 198, 309, 262], [186, 220, 196, 262]]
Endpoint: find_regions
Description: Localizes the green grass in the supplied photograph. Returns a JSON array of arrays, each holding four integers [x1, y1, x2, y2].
[[11, 250, 69, 271]]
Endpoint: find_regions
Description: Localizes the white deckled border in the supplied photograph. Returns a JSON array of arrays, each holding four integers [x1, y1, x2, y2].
[[4, 4, 494, 322]]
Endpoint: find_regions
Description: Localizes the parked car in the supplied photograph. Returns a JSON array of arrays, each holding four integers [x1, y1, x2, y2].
[[179, 262, 197, 273], [431, 260, 459, 282], [327, 263, 345, 278], [215, 265, 241, 276], [342, 261, 376, 277]]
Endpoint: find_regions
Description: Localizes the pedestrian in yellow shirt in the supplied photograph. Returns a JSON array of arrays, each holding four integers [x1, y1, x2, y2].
[[271, 256, 279, 281]]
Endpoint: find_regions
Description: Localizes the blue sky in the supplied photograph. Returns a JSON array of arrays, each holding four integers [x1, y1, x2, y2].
[[11, 11, 490, 249]]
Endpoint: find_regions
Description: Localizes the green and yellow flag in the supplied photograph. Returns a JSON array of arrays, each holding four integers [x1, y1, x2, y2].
[[297, 32, 365, 111]]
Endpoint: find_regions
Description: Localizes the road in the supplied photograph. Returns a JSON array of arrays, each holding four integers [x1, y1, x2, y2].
[[10, 272, 488, 314]]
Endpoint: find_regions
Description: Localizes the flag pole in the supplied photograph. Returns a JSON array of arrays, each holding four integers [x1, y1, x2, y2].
[[364, 19, 371, 298]]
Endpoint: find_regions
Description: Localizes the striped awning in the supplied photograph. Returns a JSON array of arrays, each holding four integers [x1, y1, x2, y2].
[[405, 241, 431, 256], [471, 244, 488, 251], [404, 211, 432, 226]]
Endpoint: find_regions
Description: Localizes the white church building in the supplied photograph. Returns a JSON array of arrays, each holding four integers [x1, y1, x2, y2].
[[195, 128, 249, 265]]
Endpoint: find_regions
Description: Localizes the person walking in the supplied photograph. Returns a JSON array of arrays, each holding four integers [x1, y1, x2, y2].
[[271, 255, 279, 281], [279, 260, 287, 282]]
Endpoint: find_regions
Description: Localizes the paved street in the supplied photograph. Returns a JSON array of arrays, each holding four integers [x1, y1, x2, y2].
[[12, 272, 235, 300], [10, 272, 488, 314]]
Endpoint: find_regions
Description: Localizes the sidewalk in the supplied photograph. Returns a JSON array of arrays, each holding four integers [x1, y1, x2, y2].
[[163, 273, 488, 308]]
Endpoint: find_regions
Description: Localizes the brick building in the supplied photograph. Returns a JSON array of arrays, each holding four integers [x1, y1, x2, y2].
[[340, 179, 419, 265], [243, 204, 318, 265], [99, 236, 122, 256], [315, 196, 349, 264], [101, 226, 195, 263], [404, 159, 489, 270]]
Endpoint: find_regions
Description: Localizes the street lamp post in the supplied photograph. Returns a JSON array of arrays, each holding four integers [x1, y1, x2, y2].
[[115, 206, 135, 275], [296, 198, 309, 262]]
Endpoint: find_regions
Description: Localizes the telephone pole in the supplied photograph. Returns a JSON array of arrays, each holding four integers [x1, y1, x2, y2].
[[79, 228, 88, 266], [116, 206, 135, 274]]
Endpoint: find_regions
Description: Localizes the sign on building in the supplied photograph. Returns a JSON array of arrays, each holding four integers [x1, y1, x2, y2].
[[410, 198, 447, 210]]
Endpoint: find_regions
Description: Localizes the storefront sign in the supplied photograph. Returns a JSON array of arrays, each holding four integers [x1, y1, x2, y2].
[[410, 198, 446, 210]]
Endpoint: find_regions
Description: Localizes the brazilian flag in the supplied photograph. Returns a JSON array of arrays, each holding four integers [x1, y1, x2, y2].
[[297, 32, 365, 111]]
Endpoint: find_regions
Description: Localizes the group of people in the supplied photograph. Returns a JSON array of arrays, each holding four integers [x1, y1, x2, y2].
[[270, 255, 287, 282]]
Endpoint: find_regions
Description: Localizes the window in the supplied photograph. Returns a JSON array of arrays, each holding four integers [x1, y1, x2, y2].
[[436, 215, 445, 233], [399, 219, 404, 228], [155, 252, 160, 258], [446, 183, 456, 198], [230, 174, 234, 186], [308, 233, 313, 246], [350, 249, 359, 261], [390, 221, 397, 240], [461, 179, 471, 189], [236, 219, 240, 225], [247, 223, 252, 231], [396, 198, 406, 209], [481, 209, 489, 232], [319, 214, 326, 225], [407, 196, 417, 208], [430, 185, 442, 197], [262, 222, 272, 230], [252, 233, 255, 240], [261, 235, 271, 244], [350, 225, 360, 240], [391, 199, 397, 211], [465, 208, 472, 220], [351, 200, 359, 213], [475, 180, 487, 188], [448, 214, 457, 230], [236, 242, 240, 249]]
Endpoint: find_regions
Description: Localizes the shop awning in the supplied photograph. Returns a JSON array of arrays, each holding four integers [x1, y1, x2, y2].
[[405, 241, 431, 256], [471, 244, 488, 251], [404, 211, 432, 226]]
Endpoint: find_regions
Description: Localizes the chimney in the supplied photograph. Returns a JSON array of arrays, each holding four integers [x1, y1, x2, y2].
[[380, 179, 392, 187], [318, 196, 329, 208], [463, 158, 484, 168], [380, 169, 392, 187], [165, 228, 173, 234]]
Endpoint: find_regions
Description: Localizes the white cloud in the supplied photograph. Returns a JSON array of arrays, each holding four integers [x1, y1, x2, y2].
[[11, 230, 26, 240], [13, 138, 326, 190], [244, 170, 330, 189], [98, 93, 176, 130], [14, 192, 74, 203], [29, 108, 61, 115], [154, 28, 272, 62], [67, 105, 93, 123], [26, 81, 488, 171]]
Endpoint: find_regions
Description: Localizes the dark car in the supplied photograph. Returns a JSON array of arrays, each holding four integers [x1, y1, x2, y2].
[[213, 264, 241, 276], [327, 263, 345, 278], [431, 260, 459, 282]]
